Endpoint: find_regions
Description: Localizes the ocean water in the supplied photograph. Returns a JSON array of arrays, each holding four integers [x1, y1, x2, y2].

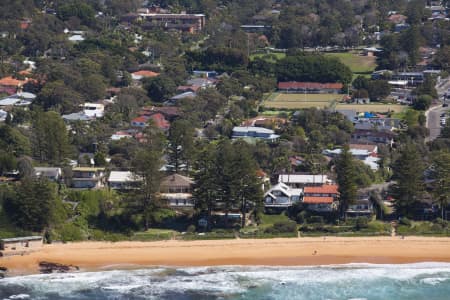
[[0, 263, 449, 300]]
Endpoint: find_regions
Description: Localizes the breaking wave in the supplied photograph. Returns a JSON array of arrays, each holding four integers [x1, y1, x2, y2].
[[0, 263, 449, 299]]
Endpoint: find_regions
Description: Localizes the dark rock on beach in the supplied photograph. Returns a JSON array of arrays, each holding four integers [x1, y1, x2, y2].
[[0, 266, 7, 278], [39, 261, 79, 274]]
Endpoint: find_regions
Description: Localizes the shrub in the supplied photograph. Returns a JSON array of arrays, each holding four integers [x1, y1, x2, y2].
[[186, 225, 196, 233], [58, 223, 84, 242], [296, 211, 308, 224], [308, 216, 324, 224], [435, 218, 448, 229], [265, 220, 297, 234], [355, 217, 369, 230], [399, 217, 411, 226]]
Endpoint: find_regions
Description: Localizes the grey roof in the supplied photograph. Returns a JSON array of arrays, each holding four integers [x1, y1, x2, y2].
[[34, 167, 62, 178], [233, 126, 275, 134], [1, 236, 42, 242], [108, 171, 142, 182], [0, 98, 20, 106], [186, 78, 215, 86], [62, 112, 92, 121], [170, 91, 196, 100]]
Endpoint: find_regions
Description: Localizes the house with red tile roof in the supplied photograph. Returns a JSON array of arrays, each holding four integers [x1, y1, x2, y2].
[[303, 184, 339, 212], [131, 116, 149, 128], [139, 106, 181, 121], [0, 74, 35, 95], [131, 113, 170, 131], [131, 70, 160, 80], [149, 113, 170, 131], [177, 85, 201, 93], [387, 14, 407, 24]]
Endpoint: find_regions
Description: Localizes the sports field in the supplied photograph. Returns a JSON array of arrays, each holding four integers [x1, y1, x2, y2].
[[263, 93, 343, 109], [263, 92, 406, 113], [324, 52, 377, 74]]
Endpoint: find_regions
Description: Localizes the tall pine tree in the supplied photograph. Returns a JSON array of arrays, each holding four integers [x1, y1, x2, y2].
[[431, 151, 450, 220], [391, 143, 425, 217], [336, 145, 358, 219]]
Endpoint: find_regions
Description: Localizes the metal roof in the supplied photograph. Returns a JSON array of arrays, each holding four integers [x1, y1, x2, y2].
[[1, 236, 42, 242]]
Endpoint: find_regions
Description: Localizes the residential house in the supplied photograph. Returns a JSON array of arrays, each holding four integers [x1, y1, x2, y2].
[[353, 117, 402, 132], [160, 174, 195, 208], [0, 76, 32, 95], [177, 85, 201, 93], [111, 130, 134, 141], [303, 184, 339, 212], [71, 167, 106, 189], [351, 129, 396, 146], [242, 116, 287, 129], [278, 82, 343, 94], [108, 171, 142, 190], [62, 112, 93, 122], [139, 13, 206, 33], [387, 14, 407, 24], [186, 77, 217, 88], [166, 91, 196, 105], [346, 196, 374, 217], [278, 173, 330, 188], [193, 70, 218, 78], [34, 167, 62, 182], [131, 113, 170, 130], [131, 116, 149, 128], [82, 103, 104, 118], [264, 182, 302, 208], [232, 126, 280, 142], [131, 70, 160, 80], [68, 34, 84, 42], [139, 106, 181, 121], [323, 144, 380, 170], [289, 156, 306, 170]]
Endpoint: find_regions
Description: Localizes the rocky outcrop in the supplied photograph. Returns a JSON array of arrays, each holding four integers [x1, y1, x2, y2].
[[39, 261, 79, 274], [0, 266, 7, 278]]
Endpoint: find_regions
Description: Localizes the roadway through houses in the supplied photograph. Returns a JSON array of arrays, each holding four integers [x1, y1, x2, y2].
[[425, 77, 450, 142]]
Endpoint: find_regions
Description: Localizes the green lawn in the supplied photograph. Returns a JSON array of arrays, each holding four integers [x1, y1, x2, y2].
[[250, 52, 286, 62], [325, 52, 377, 74], [132, 228, 178, 241]]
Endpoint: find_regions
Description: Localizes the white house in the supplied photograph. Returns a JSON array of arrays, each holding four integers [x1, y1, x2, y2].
[[82, 103, 104, 118], [108, 171, 142, 190], [264, 182, 302, 208], [232, 126, 280, 142], [71, 167, 105, 189], [34, 167, 62, 182], [278, 173, 330, 188], [323, 144, 380, 170]]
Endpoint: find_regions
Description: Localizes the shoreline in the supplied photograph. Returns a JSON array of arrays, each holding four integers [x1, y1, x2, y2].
[[1, 236, 450, 276]]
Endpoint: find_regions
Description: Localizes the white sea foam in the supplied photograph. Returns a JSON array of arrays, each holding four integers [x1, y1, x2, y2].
[[1, 263, 449, 299]]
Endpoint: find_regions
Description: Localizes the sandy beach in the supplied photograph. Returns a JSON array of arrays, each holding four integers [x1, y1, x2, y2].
[[1, 236, 450, 275]]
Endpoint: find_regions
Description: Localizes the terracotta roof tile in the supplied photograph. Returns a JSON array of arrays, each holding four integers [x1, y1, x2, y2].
[[303, 196, 334, 204], [304, 184, 339, 194], [0, 76, 27, 87], [132, 70, 160, 77]]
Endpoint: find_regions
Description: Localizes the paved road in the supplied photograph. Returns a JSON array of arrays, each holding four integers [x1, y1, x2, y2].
[[425, 77, 450, 141], [426, 105, 448, 141]]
